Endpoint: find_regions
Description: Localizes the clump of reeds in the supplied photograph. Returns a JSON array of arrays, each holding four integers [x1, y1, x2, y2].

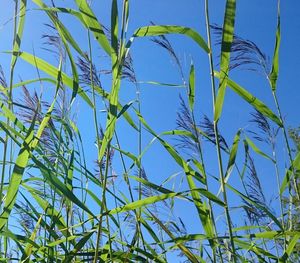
[[0, 0, 298, 262]]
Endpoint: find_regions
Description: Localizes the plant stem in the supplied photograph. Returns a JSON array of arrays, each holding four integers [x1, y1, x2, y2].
[[273, 91, 300, 198], [0, 0, 19, 256], [204, 0, 237, 261]]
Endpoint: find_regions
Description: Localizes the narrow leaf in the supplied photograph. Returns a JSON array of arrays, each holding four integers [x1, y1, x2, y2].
[[11, 0, 27, 69], [269, 0, 281, 91], [13, 51, 93, 107], [214, 71, 283, 127], [245, 136, 275, 162], [75, 0, 111, 55], [214, 0, 236, 122], [188, 61, 195, 110], [132, 25, 209, 53]]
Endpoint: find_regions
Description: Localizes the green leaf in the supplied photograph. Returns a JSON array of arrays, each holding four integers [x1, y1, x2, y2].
[[33, 0, 87, 59], [280, 234, 300, 262], [188, 61, 195, 110], [226, 183, 283, 230], [11, 0, 27, 69], [226, 129, 241, 177], [244, 230, 300, 240], [32, 157, 94, 217], [0, 102, 27, 132], [66, 149, 74, 192], [234, 239, 277, 260], [13, 78, 56, 88], [137, 112, 205, 184], [214, 71, 283, 127], [136, 113, 218, 249], [97, 0, 123, 164], [0, 121, 35, 231], [269, 0, 281, 91], [14, 51, 93, 107], [74, 0, 111, 55], [132, 25, 209, 53], [147, 210, 201, 263], [22, 184, 75, 254], [218, 129, 241, 196], [214, 0, 236, 122], [63, 231, 95, 263], [93, 85, 138, 130], [280, 150, 300, 195], [137, 81, 185, 87], [0, 61, 62, 231], [111, 0, 118, 55], [245, 136, 275, 162], [19, 193, 69, 252], [107, 192, 182, 215]]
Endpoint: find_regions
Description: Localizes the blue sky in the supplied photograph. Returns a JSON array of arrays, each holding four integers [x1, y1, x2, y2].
[[0, 0, 300, 260]]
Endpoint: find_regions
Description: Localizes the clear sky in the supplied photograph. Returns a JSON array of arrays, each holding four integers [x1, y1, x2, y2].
[[0, 0, 300, 260]]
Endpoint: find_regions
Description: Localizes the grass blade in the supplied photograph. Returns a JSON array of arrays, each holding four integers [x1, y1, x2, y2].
[[188, 60, 195, 110], [75, 0, 111, 55], [12, 51, 93, 107], [11, 0, 27, 69], [280, 150, 300, 195], [0, 122, 35, 231], [147, 210, 201, 263], [214, 71, 283, 127], [132, 25, 209, 53], [280, 234, 300, 262], [269, 0, 281, 91], [214, 0, 236, 122], [33, 0, 87, 59], [245, 136, 275, 162]]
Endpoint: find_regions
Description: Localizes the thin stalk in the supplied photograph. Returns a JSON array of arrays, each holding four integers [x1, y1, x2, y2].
[[115, 132, 135, 202], [111, 171, 125, 252], [87, 29, 102, 180], [86, 14, 135, 255], [87, 26, 113, 262], [0, 0, 18, 256], [93, 145, 112, 263], [272, 91, 300, 200], [114, 132, 147, 263], [136, 82, 143, 248], [47, 57, 64, 262], [50, 117, 63, 261], [119, 0, 148, 255], [271, 139, 285, 232], [75, 131, 90, 258], [204, 0, 237, 261], [271, 91, 298, 255], [191, 111, 222, 263]]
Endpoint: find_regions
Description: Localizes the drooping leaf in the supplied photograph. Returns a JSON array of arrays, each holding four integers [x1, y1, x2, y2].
[[11, 51, 93, 107], [132, 25, 209, 53], [214, 71, 282, 127], [245, 136, 275, 162]]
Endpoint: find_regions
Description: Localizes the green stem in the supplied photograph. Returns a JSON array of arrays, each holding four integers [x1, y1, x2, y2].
[[191, 110, 220, 263], [93, 144, 112, 262], [272, 91, 300, 231], [0, 1, 19, 257], [204, 0, 237, 261], [273, 92, 300, 198], [86, 26, 112, 262]]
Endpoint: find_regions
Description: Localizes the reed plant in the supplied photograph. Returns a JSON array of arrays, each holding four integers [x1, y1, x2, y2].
[[0, 0, 299, 262]]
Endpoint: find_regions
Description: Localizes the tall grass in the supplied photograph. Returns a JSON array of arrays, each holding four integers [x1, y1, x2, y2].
[[0, 0, 299, 262]]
